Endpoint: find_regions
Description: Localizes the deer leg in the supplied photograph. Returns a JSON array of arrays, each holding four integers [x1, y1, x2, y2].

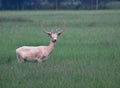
[[42, 57, 49, 62], [19, 57, 25, 63], [37, 59, 42, 63], [16, 54, 25, 63]]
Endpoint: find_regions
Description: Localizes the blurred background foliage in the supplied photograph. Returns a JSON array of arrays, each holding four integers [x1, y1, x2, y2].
[[0, 0, 120, 10]]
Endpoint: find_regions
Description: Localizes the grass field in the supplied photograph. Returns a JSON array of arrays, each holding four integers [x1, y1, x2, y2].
[[0, 10, 120, 88]]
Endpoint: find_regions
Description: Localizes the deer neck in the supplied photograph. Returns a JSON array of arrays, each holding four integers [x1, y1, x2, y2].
[[47, 40, 56, 54]]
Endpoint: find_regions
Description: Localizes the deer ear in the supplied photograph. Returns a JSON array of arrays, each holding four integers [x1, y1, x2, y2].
[[47, 32, 52, 37], [57, 32, 62, 36]]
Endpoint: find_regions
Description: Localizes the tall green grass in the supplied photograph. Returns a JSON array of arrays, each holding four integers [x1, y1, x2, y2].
[[0, 10, 120, 88]]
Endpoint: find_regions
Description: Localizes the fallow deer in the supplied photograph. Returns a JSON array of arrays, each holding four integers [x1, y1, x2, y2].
[[16, 22, 65, 63]]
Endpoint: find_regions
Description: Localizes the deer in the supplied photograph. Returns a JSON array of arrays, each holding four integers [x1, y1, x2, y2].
[[16, 22, 65, 63]]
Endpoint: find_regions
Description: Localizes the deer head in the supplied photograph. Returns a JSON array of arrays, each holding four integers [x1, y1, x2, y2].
[[40, 22, 65, 43]]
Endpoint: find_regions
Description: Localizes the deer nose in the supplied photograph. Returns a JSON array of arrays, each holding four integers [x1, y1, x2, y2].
[[53, 39, 57, 43]]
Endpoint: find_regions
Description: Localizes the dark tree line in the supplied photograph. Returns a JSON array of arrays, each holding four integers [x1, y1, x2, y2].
[[0, 0, 120, 10]]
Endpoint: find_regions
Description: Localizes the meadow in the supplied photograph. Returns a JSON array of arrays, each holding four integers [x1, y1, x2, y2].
[[0, 10, 120, 88]]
